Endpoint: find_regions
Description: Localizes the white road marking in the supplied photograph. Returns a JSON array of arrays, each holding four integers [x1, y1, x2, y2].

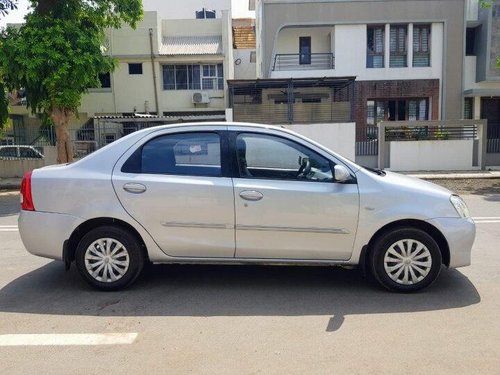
[[473, 217, 500, 224], [0, 333, 138, 346], [0, 225, 18, 232]]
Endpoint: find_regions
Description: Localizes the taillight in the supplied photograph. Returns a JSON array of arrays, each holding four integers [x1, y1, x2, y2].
[[20, 171, 35, 211]]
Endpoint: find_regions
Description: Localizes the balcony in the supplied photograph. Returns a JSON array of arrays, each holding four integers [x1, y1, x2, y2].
[[272, 53, 335, 71]]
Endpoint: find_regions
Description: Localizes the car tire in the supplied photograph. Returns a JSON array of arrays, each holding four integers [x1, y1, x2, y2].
[[369, 227, 442, 292], [75, 226, 144, 291]]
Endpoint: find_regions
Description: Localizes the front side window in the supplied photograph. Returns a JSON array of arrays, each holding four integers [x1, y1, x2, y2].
[[390, 25, 407, 67], [163, 64, 223, 90], [123, 132, 221, 177], [367, 25, 385, 68], [413, 25, 431, 67], [236, 133, 333, 182]]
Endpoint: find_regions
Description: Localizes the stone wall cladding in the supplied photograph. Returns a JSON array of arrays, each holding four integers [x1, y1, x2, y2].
[[353, 79, 441, 129]]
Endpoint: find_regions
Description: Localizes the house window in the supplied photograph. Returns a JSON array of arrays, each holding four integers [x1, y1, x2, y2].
[[128, 63, 143, 75], [367, 98, 429, 123], [98, 73, 111, 88], [163, 64, 224, 90], [299, 37, 311, 65], [466, 27, 477, 56], [367, 100, 386, 125], [195, 8, 216, 19], [464, 98, 473, 119], [413, 25, 431, 67], [407, 99, 429, 121], [367, 25, 385, 68], [390, 25, 407, 67]]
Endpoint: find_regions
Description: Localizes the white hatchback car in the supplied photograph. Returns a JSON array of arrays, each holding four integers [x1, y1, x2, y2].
[[18, 123, 475, 292]]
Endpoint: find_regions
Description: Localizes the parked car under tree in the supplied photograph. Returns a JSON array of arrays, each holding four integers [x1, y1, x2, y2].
[[18, 123, 475, 292]]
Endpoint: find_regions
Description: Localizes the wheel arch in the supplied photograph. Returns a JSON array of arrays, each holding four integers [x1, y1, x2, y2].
[[64, 217, 149, 267], [361, 219, 450, 269]]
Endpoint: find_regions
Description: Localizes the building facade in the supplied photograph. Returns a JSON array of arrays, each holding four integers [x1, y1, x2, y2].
[[239, 0, 500, 165], [80, 9, 234, 120], [464, 0, 500, 165]]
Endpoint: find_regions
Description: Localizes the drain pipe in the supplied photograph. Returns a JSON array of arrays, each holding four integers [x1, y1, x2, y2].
[[149, 28, 160, 115]]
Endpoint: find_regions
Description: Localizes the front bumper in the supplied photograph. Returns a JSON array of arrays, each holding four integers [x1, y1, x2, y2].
[[18, 211, 84, 261], [427, 217, 476, 268]]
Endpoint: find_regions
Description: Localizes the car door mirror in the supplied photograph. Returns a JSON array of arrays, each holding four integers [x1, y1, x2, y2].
[[334, 165, 351, 183]]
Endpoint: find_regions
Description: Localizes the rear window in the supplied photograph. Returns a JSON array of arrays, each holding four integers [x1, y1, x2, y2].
[[122, 132, 221, 177]]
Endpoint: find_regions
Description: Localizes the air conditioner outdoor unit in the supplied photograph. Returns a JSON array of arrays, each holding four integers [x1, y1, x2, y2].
[[192, 92, 210, 104]]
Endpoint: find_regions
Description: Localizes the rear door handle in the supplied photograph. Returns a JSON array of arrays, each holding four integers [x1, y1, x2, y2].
[[123, 183, 147, 194], [239, 190, 263, 201]]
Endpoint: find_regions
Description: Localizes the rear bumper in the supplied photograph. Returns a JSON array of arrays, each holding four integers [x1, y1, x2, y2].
[[427, 217, 476, 268], [18, 211, 84, 261]]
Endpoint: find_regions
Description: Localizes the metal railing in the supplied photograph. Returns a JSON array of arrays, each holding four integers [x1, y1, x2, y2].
[[385, 125, 477, 141], [272, 53, 335, 71]]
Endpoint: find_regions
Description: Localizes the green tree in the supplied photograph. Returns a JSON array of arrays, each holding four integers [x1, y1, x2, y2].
[[1, 1, 17, 129], [0, 0, 142, 163], [0, 0, 17, 17]]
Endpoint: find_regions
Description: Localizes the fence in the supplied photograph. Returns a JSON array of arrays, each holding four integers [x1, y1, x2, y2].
[[1, 117, 176, 160], [378, 120, 487, 171], [356, 126, 378, 156], [272, 53, 335, 71], [228, 77, 355, 125]]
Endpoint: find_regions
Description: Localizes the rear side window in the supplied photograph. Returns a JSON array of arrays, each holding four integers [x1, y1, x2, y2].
[[0, 147, 18, 158], [122, 132, 221, 177]]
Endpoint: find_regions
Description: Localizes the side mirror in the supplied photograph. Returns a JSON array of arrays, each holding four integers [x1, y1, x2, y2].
[[334, 165, 351, 183]]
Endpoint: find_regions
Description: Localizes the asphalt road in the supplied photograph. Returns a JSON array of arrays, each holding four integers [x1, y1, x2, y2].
[[0, 192, 499, 374]]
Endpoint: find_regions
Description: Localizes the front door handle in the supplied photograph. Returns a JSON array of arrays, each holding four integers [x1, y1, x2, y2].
[[123, 183, 147, 194], [239, 190, 263, 201]]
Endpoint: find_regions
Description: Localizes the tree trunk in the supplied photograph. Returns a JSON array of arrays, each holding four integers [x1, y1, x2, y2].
[[50, 107, 74, 164]]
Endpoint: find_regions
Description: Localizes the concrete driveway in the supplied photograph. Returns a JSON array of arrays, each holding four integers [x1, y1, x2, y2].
[[0, 192, 499, 374]]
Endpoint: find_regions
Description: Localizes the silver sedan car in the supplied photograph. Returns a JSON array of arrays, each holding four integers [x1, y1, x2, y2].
[[18, 123, 475, 292]]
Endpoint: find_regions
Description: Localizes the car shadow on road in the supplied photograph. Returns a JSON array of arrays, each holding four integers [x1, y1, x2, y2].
[[0, 262, 480, 332]]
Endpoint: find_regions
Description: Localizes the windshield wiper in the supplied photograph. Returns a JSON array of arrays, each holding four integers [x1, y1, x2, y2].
[[363, 166, 386, 176]]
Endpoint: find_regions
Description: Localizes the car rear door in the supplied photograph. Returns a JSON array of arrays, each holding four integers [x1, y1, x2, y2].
[[232, 130, 360, 260], [112, 126, 235, 258]]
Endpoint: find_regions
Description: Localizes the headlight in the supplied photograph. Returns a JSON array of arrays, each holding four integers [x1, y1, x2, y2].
[[450, 195, 471, 218]]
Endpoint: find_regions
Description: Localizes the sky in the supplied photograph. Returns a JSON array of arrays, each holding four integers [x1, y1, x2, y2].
[[0, 0, 254, 27]]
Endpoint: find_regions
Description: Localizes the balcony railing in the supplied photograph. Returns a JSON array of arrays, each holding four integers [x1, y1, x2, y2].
[[272, 53, 335, 71]]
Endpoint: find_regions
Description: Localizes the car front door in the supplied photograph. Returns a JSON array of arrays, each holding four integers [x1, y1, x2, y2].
[[232, 131, 359, 260], [112, 128, 235, 258]]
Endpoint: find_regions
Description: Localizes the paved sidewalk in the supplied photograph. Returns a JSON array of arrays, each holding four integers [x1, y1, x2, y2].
[[403, 170, 500, 180]]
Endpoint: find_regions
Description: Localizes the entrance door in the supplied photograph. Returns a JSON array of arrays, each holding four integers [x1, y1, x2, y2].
[[233, 132, 359, 261], [299, 37, 311, 65], [482, 98, 500, 140], [113, 129, 235, 258]]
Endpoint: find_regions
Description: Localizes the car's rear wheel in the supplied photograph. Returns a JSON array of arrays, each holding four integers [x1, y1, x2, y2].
[[75, 226, 144, 291], [370, 227, 442, 292]]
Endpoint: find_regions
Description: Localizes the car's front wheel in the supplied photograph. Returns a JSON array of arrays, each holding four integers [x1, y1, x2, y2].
[[75, 226, 144, 291], [370, 227, 442, 292]]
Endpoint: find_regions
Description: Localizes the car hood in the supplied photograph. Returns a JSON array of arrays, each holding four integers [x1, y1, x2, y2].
[[381, 171, 453, 197]]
